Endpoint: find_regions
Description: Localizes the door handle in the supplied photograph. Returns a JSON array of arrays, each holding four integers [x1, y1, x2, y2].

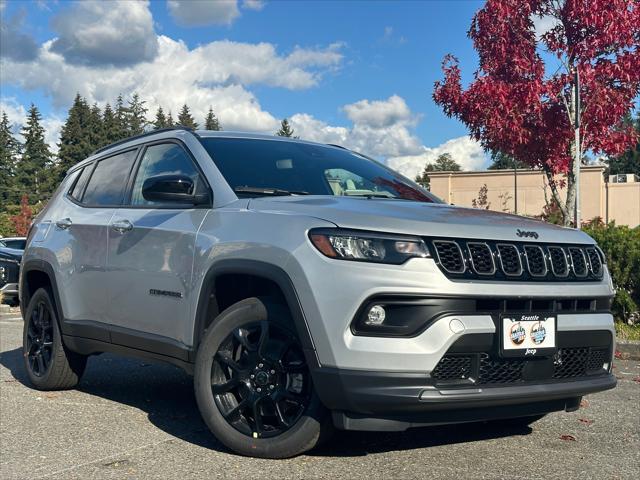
[[55, 218, 72, 230], [111, 219, 133, 233]]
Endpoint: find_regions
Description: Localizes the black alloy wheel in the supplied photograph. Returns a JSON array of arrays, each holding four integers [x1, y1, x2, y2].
[[25, 300, 54, 377], [212, 320, 312, 438]]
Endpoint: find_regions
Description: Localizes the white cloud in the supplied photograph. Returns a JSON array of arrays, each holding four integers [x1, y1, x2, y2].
[[343, 94, 414, 128], [243, 0, 265, 11], [168, 0, 240, 26], [50, 1, 158, 66], [0, 97, 62, 153], [291, 95, 422, 158], [531, 14, 559, 40], [1, 35, 344, 132], [387, 136, 488, 178]]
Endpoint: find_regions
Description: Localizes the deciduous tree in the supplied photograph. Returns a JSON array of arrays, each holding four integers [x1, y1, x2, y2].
[[433, 0, 640, 226]]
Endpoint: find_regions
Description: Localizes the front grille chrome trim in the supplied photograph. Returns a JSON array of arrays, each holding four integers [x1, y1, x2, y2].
[[496, 243, 523, 276], [569, 247, 589, 278], [523, 245, 548, 277], [467, 242, 496, 275], [433, 240, 466, 274], [548, 246, 570, 278]]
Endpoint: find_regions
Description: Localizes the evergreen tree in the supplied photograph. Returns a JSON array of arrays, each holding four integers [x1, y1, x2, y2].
[[204, 106, 222, 131], [127, 93, 148, 135], [276, 118, 295, 137], [177, 104, 198, 129], [102, 103, 120, 145], [415, 153, 461, 187], [88, 103, 104, 151], [153, 106, 168, 129], [55, 94, 92, 185], [0, 111, 21, 204], [166, 111, 174, 127], [114, 94, 129, 141], [17, 104, 52, 201]]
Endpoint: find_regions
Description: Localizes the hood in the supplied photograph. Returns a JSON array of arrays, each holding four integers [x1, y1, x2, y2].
[[248, 196, 594, 244]]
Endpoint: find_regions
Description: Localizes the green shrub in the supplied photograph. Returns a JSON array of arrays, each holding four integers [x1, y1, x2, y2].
[[583, 219, 640, 322]]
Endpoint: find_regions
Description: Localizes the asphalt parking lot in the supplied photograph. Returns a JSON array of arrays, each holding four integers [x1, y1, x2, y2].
[[1, 316, 639, 480]]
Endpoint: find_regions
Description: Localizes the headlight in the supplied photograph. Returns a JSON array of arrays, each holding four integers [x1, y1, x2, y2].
[[309, 229, 430, 264]]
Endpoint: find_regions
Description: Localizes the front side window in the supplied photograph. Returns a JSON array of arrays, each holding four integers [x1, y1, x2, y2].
[[130, 143, 202, 206], [82, 150, 136, 206], [200, 138, 439, 203]]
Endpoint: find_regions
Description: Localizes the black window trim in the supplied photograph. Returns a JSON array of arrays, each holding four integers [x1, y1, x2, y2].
[[121, 138, 213, 210], [64, 147, 140, 208]]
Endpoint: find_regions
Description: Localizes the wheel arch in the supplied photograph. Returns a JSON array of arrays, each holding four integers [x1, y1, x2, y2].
[[192, 259, 318, 367], [20, 260, 64, 330]]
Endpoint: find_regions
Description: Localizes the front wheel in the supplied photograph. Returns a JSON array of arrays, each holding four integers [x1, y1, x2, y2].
[[194, 297, 331, 458]]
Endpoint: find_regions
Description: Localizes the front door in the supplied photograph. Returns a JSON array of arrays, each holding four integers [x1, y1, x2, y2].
[[105, 141, 209, 351]]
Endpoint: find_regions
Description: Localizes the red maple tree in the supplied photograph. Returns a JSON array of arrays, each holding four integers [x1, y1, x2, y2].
[[10, 195, 33, 236], [434, 0, 640, 225]]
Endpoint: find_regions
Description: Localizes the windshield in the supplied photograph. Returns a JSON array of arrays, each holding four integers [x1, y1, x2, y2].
[[200, 138, 441, 203]]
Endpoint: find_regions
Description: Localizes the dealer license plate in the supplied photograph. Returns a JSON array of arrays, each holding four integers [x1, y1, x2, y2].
[[501, 313, 556, 357]]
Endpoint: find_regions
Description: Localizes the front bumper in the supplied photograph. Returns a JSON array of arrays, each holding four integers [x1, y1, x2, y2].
[[0, 282, 19, 300], [315, 369, 616, 431]]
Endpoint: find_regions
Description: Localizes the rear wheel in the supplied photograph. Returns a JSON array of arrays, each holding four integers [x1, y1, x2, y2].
[[22, 288, 86, 389], [194, 297, 331, 458]]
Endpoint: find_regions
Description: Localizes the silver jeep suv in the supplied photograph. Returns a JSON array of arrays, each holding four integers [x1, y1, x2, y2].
[[20, 127, 616, 458]]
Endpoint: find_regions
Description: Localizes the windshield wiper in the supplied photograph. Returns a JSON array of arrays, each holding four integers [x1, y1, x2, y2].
[[234, 186, 310, 197], [346, 193, 401, 200]]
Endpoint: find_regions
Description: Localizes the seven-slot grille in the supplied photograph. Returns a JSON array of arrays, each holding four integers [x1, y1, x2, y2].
[[430, 239, 604, 282]]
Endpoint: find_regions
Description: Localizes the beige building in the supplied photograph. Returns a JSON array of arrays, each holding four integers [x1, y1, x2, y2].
[[428, 165, 640, 227]]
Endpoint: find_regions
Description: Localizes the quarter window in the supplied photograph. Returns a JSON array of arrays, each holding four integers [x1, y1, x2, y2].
[[130, 143, 202, 206], [82, 150, 136, 206], [69, 165, 92, 201]]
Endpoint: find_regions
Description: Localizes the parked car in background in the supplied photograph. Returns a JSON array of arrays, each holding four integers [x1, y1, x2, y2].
[[0, 237, 25, 306], [0, 237, 27, 250]]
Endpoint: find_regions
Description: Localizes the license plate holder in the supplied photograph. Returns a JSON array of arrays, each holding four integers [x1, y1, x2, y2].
[[500, 313, 557, 358]]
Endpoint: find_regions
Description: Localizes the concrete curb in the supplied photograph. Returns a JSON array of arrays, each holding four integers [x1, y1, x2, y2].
[[616, 340, 640, 361]]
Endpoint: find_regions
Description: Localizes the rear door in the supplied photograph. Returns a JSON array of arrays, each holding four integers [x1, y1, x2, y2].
[[49, 149, 138, 332], [104, 141, 210, 350]]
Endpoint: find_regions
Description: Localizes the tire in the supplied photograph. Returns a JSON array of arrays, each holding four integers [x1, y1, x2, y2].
[[194, 297, 331, 458], [22, 288, 87, 390]]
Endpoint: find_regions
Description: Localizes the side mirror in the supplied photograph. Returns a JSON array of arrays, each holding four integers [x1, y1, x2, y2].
[[141, 175, 209, 205]]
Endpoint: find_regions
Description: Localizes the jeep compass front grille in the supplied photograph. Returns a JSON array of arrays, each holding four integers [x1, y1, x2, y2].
[[430, 239, 604, 282]]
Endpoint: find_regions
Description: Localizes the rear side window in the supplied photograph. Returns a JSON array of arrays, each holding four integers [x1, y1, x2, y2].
[[69, 166, 92, 201], [82, 150, 136, 206]]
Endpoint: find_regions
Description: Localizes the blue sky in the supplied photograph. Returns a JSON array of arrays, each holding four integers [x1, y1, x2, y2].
[[1, 0, 489, 176]]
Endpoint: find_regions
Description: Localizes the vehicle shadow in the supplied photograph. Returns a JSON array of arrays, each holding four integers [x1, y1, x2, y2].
[[0, 347, 533, 458]]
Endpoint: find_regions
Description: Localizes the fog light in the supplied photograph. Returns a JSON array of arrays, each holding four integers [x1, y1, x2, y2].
[[365, 305, 386, 326]]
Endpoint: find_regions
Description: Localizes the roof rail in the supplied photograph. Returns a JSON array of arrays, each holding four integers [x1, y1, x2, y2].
[[91, 125, 199, 156], [326, 143, 348, 150]]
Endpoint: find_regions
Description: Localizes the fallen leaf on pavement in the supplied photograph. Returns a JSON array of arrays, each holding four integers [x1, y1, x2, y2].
[[580, 399, 590, 408], [44, 392, 60, 400], [633, 376, 640, 384], [578, 418, 594, 426], [614, 350, 622, 359], [560, 434, 576, 441]]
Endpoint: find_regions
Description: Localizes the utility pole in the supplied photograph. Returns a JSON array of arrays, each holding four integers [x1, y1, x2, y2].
[[513, 158, 518, 215], [573, 68, 581, 229]]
